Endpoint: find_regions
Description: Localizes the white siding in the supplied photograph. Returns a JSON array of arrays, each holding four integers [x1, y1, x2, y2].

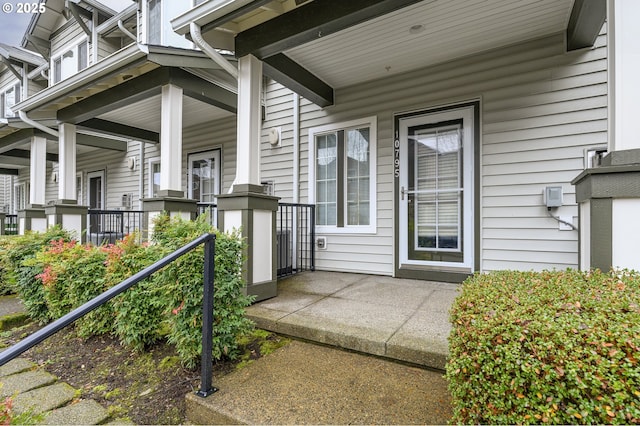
[[50, 22, 86, 55], [262, 30, 607, 275]]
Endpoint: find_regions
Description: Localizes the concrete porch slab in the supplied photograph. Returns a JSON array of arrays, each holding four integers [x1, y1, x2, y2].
[[245, 271, 459, 370]]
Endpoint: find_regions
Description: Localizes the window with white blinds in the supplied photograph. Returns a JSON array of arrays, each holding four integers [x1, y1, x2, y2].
[[413, 125, 462, 251]]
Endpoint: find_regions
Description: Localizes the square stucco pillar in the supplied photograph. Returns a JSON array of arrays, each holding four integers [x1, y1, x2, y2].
[[217, 188, 279, 302], [45, 201, 88, 242], [142, 197, 198, 240], [18, 206, 47, 235], [573, 0, 640, 272], [217, 55, 278, 302]]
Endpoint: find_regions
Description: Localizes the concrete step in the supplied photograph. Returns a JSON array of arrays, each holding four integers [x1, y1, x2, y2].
[[186, 340, 452, 425], [0, 357, 110, 425]]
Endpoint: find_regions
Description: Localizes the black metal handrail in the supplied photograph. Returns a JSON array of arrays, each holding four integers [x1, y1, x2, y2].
[[0, 233, 218, 397]]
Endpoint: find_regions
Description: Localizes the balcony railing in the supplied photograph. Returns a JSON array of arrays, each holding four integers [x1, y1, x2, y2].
[[196, 203, 217, 228], [4, 214, 18, 235], [276, 203, 315, 278], [87, 210, 144, 245]]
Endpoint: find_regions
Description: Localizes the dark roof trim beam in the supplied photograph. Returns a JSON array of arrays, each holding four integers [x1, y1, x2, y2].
[[57, 68, 169, 124], [567, 0, 606, 51], [3, 149, 58, 162], [0, 168, 19, 175], [234, 0, 425, 59], [58, 67, 237, 124], [263, 54, 333, 107], [170, 70, 237, 114], [78, 118, 159, 144], [76, 132, 128, 151], [0, 128, 36, 152]]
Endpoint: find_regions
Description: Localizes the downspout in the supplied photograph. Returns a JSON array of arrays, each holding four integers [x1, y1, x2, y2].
[[293, 94, 300, 203], [18, 111, 59, 138], [138, 141, 145, 209], [189, 21, 240, 192], [118, 20, 136, 41], [189, 22, 238, 79]]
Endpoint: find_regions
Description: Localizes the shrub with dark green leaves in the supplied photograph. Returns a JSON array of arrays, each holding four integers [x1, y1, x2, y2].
[[0, 237, 17, 295], [446, 269, 640, 424], [3, 227, 71, 323], [105, 233, 168, 351], [153, 214, 254, 368]]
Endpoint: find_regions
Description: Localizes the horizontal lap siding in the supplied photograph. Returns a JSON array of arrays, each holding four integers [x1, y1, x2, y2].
[[482, 32, 607, 271], [142, 117, 237, 198], [262, 30, 606, 275], [181, 118, 237, 194]]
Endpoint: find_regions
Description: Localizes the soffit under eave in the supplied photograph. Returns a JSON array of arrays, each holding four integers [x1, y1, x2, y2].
[[24, 60, 161, 121]]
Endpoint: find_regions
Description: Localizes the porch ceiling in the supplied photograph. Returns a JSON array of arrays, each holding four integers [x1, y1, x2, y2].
[[98, 94, 235, 133], [282, 0, 574, 89], [185, 0, 592, 106]]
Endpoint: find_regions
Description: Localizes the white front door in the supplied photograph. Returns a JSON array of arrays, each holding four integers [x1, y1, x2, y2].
[[188, 150, 221, 203], [396, 103, 477, 280], [87, 170, 105, 233]]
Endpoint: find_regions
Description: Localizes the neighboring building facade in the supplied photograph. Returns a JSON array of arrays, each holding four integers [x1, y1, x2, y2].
[[1, 0, 638, 292]]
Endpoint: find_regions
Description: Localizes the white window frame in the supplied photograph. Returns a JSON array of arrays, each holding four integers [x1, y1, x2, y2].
[[187, 149, 222, 202], [86, 170, 105, 210], [142, 0, 196, 48], [308, 116, 377, 234], [76, 172, 83, 206], [148, 156, 161, 198], [13, 182, 28, 213], [0, 81, 21, 118], [51, 37, 89, 85]]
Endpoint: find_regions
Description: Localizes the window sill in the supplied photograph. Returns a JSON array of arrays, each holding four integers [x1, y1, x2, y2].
[[316, 225, 377, 235]]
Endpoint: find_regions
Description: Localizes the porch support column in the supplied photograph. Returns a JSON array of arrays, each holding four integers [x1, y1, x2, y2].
[[29, 135, 47, 207], [46, 122, 87, 242], [573, 0, 640, 271], [17, 136, 47, 235], [217, 55, 278, 302], [143, 84, 196, 238]]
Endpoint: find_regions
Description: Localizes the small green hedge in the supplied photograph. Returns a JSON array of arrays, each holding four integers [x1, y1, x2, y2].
[[446, 269, 640, 424], [1, 215, 253, 368]]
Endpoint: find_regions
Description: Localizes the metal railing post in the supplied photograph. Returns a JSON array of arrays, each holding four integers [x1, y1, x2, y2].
[[197, 235, 218, 397]]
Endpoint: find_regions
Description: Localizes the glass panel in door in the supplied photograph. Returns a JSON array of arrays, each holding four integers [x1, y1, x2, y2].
[[88, 171, 104, 234], [407, 122, 463, 263], [397, 104, 475, 271]]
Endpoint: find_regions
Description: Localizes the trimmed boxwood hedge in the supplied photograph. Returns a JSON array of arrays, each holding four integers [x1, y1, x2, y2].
[[446, 269, 640, 424]]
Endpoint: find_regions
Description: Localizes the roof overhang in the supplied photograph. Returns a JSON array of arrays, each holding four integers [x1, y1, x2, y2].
[[172, 0, 607, 108]]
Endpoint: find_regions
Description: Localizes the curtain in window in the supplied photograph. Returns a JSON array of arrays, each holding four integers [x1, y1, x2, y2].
[[346, 128, 370, 225], [78, 41, 88, 71], [191, 158, 217, 203], [148, 0, 161, 44], [316, 133, 337, 226]]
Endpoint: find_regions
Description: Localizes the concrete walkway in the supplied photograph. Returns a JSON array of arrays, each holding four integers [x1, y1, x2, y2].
[[246, 271, 459, 369], [187, 271, 458, 424], [0, 296, 129, 425]]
